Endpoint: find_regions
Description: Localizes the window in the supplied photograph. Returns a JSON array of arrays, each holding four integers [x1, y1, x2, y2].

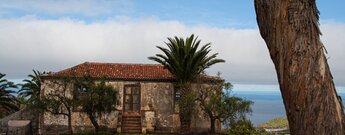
[[73, 83, 90, 111], [74, 84, 88, 100], [173, 85, 181, 112], [174, 85, 181, 102], [77, 85, 88, 93]]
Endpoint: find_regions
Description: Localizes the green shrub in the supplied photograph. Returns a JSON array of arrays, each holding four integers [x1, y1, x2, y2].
[[258, 117, 288, 128], [226, 118, 271, 135]]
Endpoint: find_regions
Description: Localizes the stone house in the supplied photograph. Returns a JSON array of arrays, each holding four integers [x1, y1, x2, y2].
[[40, 62, 221, 134]]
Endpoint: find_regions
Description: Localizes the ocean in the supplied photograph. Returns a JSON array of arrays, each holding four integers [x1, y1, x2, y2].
[[232, 84, 345, 126]]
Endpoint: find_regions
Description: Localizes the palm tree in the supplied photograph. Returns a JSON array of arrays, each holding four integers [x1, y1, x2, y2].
[[18, 70, 44, 106], [0, 73, 19, 118], [148, 34, 225, 133]]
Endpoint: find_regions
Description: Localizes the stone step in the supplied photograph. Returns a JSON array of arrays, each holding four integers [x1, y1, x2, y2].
[[122, 126, 142, 133], [122, 118, 141, 121], [121, 129, 142, 133], [122, 126, 141, 130], [121, 114, 141, 133], [122, 120, 141, 124], [122, 123, 141, 127], [122, 116, 141, 119], [122, 116, 141, 118]]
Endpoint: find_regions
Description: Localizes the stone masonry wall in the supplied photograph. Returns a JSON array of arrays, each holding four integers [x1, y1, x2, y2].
[[41, 80, 123, 134], [0, 108, 38, 135], [141, 82, 176, 132], [41, 79, 219, 134]]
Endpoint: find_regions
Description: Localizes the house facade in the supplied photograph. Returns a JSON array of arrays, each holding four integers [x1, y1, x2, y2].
[[40, 62, 221, 134]]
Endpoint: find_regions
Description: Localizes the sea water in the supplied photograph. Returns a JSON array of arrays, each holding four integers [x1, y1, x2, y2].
[[232, 84, 345, 126]]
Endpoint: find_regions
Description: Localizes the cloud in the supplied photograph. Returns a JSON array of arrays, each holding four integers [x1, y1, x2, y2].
[[320, 22, 345, 85], [0, 16, 344, 86]]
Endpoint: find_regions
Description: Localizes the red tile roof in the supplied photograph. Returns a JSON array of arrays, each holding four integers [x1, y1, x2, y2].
[[43, 62, 219, 82]]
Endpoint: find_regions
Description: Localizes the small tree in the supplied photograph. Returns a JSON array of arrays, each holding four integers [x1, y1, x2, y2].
[[195, 75, 253, 133], [40, 77, 75, 134], [40, 74, 118, 133], [222, 97, 253, 126], [75, 76, 118, 132]]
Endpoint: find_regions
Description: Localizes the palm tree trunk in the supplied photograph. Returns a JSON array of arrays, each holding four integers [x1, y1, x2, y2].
[[179, 86, 193, 134], [254, 0, 345, 134]]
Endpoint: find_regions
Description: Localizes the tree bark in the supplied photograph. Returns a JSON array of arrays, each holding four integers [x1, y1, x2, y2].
[[179, 86, 193, 134], [254, 0, 345, 134], [88, 112, 100, 132], [210, 117, 216, 133], [67, 111, 73, 134]]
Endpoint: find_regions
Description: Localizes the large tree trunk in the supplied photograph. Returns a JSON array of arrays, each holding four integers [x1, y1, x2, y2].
[[254, 0, 345, 134]]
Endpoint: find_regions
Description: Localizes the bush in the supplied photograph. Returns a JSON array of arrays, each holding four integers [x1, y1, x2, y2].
[[258, 117, 288, 128], [226, 118, 271, 135]]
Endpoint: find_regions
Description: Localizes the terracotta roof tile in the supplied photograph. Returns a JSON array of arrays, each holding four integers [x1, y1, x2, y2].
[[43, 62, 219, 82]]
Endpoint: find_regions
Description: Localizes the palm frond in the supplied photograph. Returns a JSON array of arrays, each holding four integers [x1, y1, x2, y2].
[[149, 34, 225, 85], [18, 70, 43, 106], [0, 73, 19, 116]]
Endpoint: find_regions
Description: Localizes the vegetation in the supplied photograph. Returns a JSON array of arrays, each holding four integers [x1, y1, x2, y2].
[[75, 76, 118, 132], [259, 117, 288, 128], [221, 97, 253, 126], [18, 70, 47, 107], [40, 77, 76, 134], [148, 34, 225, 133], [226, 118, 270, 135], [0, 73, 19, 118], [195, 75, 253, 133], [39, 75, 118, 133], [60, 131, 117, 135]]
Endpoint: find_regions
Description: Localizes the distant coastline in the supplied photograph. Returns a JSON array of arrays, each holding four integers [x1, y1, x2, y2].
[[232, 84, 345, 125]]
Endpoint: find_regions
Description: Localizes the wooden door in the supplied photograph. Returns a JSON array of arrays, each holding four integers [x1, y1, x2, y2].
[[123, 84, 140, 115]]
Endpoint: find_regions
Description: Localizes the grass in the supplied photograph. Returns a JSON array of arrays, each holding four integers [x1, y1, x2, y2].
[[258, 117, 289, 128], [61, 131, 118, 135]]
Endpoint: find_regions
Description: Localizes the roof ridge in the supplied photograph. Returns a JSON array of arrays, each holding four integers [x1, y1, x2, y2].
[[44, 62, 220, 82], [50, 63, 85, 76], [82, 61, 164, 66]]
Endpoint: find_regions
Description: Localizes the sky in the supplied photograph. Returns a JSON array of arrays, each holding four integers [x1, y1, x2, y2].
[[0, 0, 344, 86]]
